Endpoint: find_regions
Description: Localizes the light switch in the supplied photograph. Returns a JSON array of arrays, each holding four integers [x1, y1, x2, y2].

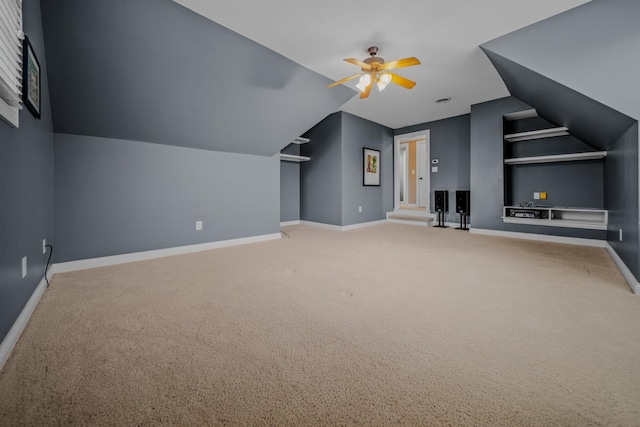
[[412, 169, 415, 175], [533, 192, 540, 200], [432, 166, 438, 173], [540, 192, 547, 200]]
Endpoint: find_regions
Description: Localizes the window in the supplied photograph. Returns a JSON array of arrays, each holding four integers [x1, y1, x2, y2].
[[0, 0, 23, 128]]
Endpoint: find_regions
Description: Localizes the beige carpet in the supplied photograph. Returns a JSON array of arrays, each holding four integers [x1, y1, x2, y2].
[[1, 223, 640, 426]]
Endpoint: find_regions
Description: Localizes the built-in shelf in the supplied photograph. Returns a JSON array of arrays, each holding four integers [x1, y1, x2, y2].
[[504, 151, 607, 165], [502, 206, 608, 230], [504, 127, 569, 142], [291, 137, 310, 144], [503, 109, 538, 121], [280, 153, 310, 162]]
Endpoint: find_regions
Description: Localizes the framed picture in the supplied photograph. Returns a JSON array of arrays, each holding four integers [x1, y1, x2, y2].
[[22, 36, 41, 119], [363, 147, 380, 186]]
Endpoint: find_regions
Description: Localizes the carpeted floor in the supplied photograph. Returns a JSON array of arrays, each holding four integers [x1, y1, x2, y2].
[[1, 223, 640, 426]]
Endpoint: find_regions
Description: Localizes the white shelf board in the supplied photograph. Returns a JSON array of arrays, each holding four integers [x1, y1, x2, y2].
[[291, 137, 310, 144], [280, 153, 310, 162], [504, 151, 607, 165], [504, 127, 569, 142], [502, 217, 607, 231], [503, 109, 537, 121]]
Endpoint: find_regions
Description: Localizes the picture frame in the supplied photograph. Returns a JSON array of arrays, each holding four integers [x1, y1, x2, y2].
[[22, 36, 41, 119], [363, 147, 380, 186]]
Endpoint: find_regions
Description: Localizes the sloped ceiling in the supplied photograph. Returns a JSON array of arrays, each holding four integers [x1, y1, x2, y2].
[[481, 0, 639, 151], [481, 48, 635, 151], [40, 0, 355, 156]]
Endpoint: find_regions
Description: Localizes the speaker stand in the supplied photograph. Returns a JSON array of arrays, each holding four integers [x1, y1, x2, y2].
[[433, 211, 449, 228], [455, 213, 469, 231]]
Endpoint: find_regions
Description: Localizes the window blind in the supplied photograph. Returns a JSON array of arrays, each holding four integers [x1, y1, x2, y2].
[[0, 0, 23, 127]]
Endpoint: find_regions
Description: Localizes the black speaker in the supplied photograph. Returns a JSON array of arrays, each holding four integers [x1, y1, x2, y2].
[[456, 190, 470, 214], [434, 190, 449, 212]]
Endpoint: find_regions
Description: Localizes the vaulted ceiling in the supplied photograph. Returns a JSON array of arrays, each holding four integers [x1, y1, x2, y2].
[[172, 0, 591, 129]]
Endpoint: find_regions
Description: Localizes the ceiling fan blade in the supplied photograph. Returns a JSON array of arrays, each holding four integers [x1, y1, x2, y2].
[[344, 58, 372, 70], [360, 80, 373, 99], [381, 57, 421, 71], [389, 73, 416, 89], [326, 73, 362, 88]]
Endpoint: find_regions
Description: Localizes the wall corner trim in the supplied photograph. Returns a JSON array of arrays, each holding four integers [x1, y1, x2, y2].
[[53, 233, 282, 274], [0, 267, 55, 372], [469, 228, 606, 247], [605, 243, 639, 294], [280, 220, 301, 227]]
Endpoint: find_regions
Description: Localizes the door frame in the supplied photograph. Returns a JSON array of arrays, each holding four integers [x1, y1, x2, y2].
[[394, 130, 430, 212]]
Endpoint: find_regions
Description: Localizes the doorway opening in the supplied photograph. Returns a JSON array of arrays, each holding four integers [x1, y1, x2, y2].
[[394, 130, 430, 214]]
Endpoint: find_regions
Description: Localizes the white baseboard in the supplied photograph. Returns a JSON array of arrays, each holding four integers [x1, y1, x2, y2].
[[301, 219, 387, 231], [470, 228, 606, 248], [54, 233, 282, 273], [0, 267, 54, 372], [605, 243, 639, 294], [280, 220, 301, 227]]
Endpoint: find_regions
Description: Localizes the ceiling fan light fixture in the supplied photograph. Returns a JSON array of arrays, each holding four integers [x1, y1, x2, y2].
[[356, 74, 371, 92], [377, 73, 392, 91]]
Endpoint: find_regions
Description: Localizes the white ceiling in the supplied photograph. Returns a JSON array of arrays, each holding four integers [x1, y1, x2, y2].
[[172, 0, 590, 129]]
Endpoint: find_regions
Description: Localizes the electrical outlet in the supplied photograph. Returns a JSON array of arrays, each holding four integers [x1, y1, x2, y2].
[[195, 221, 203, 231], [22, 256, 27, 278], [620, 229, 623, 242], [540, 192, 547, 200], [358, 206, 362, 213], [43, 239, 47, 254]]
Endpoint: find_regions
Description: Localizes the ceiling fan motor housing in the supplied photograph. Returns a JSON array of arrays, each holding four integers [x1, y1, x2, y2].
[[364, 46, 384, 70]]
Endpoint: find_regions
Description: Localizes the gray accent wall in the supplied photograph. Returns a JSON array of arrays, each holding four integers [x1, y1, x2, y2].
[[41, 0, 355, 157], [469, 97, 605, 239], [395, 114, 471, 223], [341, 113, 393, 226], [54, 134, 280, 262], [605, 123, 639, 280], [0, 0, 54, 344], [300, 113, 342, 226], [300, 112, 393, 227], [280, 144, 300, 222]]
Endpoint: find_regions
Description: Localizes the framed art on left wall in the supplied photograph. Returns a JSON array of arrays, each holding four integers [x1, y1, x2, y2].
[[23, 36, 41, 119], [363, 147, 380, 186]]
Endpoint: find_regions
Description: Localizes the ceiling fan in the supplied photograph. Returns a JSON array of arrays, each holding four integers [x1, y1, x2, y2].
[[327, 46, 421, 99]]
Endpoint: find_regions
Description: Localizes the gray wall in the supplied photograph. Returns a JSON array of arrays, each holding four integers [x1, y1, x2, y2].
[[605, 123, 639, 280], [395, 114, 471, 222], [0, 0, 54, 343], [341, 113, 394, 226], [481, 0, 639, 279], [54, 134, 280, 262], [280, 144, 300, 222], [300, 112, 393, 227], [507, 131, 604, 208], [300, 113, 342, 226], [469, 96, 605, 239], [41, 0, 355, 157]]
